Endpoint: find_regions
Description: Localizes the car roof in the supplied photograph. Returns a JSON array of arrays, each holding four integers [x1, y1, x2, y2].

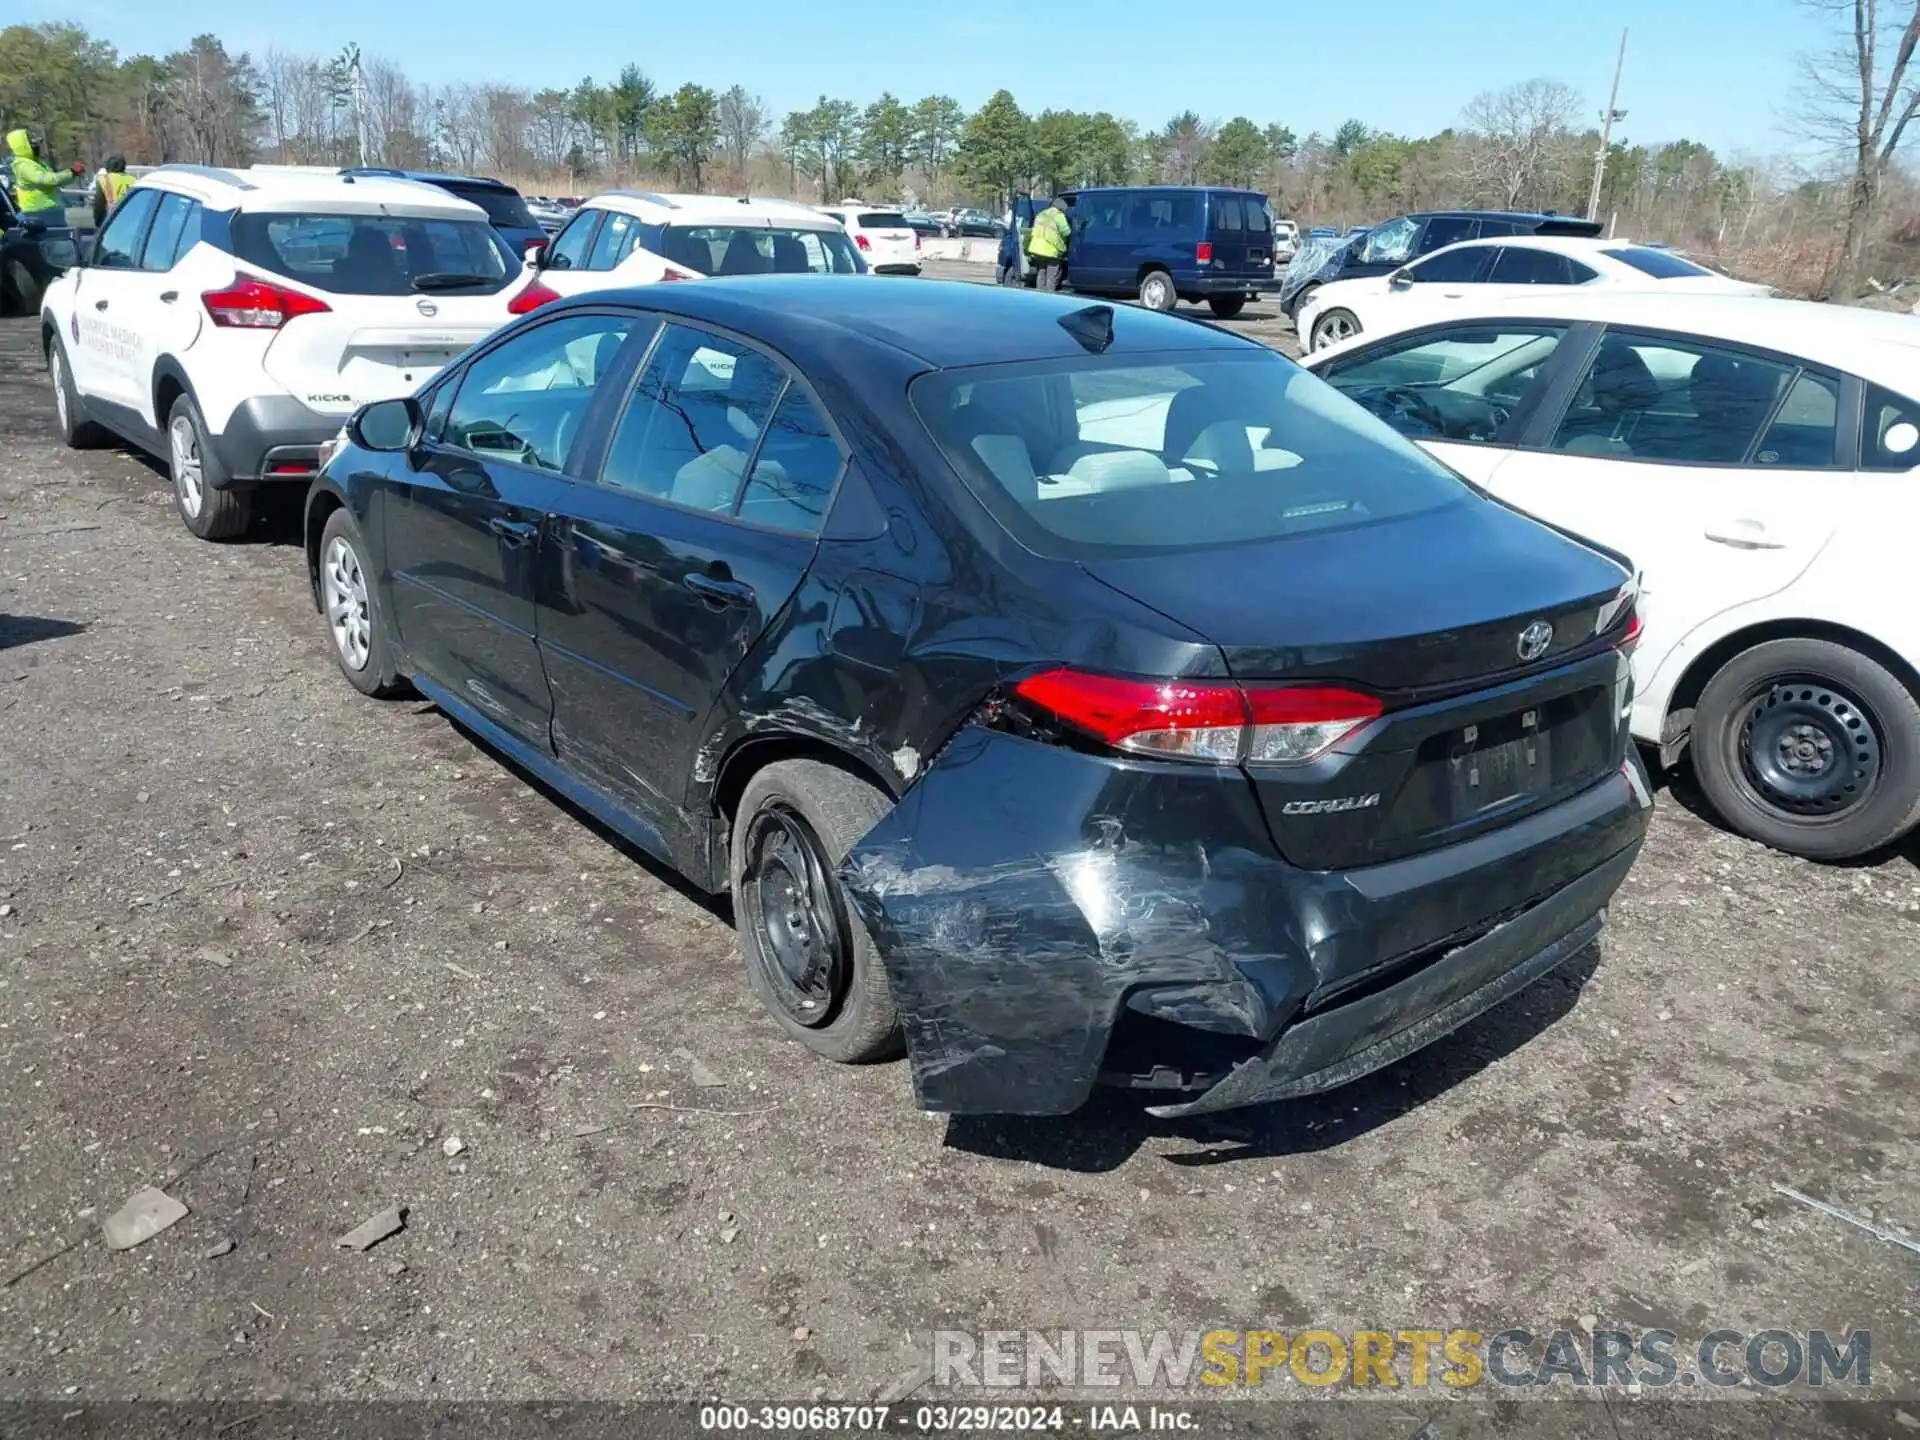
[[343, 166, 513, 189], [1438, 234, 1639, 255], [545, 276, 1262, 369], [1062, 184, 1266, 197], [135, 164, 487, 220], [1369, 292, 1920, 380], [582, 190, 841, 229]]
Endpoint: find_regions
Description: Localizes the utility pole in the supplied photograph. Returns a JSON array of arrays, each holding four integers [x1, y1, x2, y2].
[[1586, 28, 1628, 222], [346, 43, 369, 167]]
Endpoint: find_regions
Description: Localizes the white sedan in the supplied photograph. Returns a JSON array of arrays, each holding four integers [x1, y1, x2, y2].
[[1305, 290, 1920, 861], [1296, 236, 1770, 354]]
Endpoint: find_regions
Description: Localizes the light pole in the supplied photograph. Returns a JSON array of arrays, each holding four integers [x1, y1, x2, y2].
[[1586, 28, 1628, 222]]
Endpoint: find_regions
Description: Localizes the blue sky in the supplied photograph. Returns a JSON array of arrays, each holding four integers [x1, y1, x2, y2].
[[30, 0, 1831, 160]]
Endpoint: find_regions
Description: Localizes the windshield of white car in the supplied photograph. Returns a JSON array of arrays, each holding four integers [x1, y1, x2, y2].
[[1602, 246, 1714, 279], [911, 350, 1469, 556], [661, 225, 864, 275], [231, 212, 512, 295]]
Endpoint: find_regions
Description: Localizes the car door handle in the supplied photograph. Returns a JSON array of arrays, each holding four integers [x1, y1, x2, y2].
[[93, 299, 108, 311], [1703, 519, 1786, 550], [159, 290, 178, 303], [487, 516, 539, 548], [683, 572, 755, 607]]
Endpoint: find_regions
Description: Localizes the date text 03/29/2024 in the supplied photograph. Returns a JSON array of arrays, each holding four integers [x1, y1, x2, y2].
[[697, 1404, 1193, 1432]]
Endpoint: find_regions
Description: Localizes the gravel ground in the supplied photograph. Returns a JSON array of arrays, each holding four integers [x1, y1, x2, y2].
[[0, 290, 1917, 1437]]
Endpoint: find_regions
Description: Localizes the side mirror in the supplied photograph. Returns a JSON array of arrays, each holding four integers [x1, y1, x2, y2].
[[348, 396, 422, 453], [1389, 270, 1414, 289], [525, 240, 548, 269]]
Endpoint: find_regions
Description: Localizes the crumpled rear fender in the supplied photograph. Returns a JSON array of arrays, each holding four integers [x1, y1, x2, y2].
[[839, 725, 1312, 1115]]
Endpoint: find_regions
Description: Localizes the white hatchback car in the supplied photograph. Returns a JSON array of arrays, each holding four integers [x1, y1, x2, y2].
[[514, 191, 865, 308], [1297, 236, 1770, 354], [1306, 292, 1920, 860], [42, 164, 521, 539], [818, 203, 922, 274]]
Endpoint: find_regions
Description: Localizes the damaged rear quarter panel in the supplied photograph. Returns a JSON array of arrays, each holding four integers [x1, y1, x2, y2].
[[840, 724, 1311, 1115]]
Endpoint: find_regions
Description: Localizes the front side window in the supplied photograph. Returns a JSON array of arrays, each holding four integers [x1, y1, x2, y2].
[[92, 188, 159, 269], [139, 193, 200, 271], [1417, 216, 1479, 254], [660, 225, 862, 276], [231, 211, 512, 295], [1403, 247, 1491, 284], [912, 351, 1472, 556], [442, 312, 640, 470], [1487, 247, 1597, 286], [599, 324, 787, 511], [1545, 332, 1795, 464], [1862, 382, 1920, 469], [1319, 325, 1567, 442], [544, 210, 601, 271]]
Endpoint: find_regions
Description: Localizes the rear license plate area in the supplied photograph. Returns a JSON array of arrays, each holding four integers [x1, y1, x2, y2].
[[1447, 712, 1550, 817]]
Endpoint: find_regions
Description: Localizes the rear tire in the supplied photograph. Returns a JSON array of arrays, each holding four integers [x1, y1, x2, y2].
[[1137, 269, 1178, 312], [47, 337, 108, 449], [167, 393, 252, 541], [1207, 296, 1247, 319], [1310, 308, 1361, 352], [1691, 637, 1920, 861], [318, 507, 405, 698], [731, 760, 902, 1064]]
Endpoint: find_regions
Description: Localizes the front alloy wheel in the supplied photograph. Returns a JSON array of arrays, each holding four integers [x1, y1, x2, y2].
[[322, 534, 373, 673], [1311, 308, 1360, 351]]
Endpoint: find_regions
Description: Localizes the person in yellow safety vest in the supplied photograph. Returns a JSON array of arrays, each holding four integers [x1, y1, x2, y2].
[[6, 129, 82, 216], [1026, 194, 1071, 292], [93, 155, 133, 226]]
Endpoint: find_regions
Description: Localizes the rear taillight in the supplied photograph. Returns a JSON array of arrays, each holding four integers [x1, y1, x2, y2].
[[1012, 669, 1381, 766], [201, 273, 331, 329], [1618, 611, 1643, 654], [657, 266, 698, 282], [1595, 577, 1640, 652], [507, 277, 561, 315], [855, 233, 871, 251], [1196, 241, 1214, 264]]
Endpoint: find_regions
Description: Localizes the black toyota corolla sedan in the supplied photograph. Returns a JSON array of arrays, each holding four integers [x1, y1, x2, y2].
[[304, 277, 1652, 1117]]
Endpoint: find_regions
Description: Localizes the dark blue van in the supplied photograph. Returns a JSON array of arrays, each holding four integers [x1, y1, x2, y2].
[[1002, 185, 1278, 316], [339, 167, 548, 262]]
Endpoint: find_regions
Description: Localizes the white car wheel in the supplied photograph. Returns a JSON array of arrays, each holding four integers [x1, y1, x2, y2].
[[322, 534, 373, 673], [169, 414, 204, 518]]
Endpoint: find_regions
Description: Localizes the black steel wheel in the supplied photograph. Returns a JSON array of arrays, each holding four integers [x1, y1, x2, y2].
[[1692, 637, 1920, 861], [730, 760, 903, 1063]]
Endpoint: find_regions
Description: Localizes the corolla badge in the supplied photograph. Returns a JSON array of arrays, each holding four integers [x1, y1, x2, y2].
[[1517, 620, 1554, 662], [416, 298, 438, 317]]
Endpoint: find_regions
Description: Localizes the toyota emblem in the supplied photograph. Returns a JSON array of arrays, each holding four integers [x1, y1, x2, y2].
[[1516, 620, 1554, 662], [416, 298, 439, 317]]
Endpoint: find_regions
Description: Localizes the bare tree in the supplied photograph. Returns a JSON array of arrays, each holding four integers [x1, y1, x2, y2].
[[1798, 0, 1920, 296], [717, 85, 767, 188], [260, 48, 298, 160], [1456, 78, 1582, 209], [363, 56, 427, 167]]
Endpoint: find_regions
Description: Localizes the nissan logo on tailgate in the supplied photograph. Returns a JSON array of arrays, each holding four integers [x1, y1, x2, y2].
[[1516, 620, 1554, 662], [416, 298, 438, 317]]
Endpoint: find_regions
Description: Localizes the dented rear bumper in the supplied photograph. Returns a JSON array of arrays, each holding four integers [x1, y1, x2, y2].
[[839, 727, 1651, 1117]]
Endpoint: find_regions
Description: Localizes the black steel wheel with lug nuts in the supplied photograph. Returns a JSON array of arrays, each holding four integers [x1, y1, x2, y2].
[[1692, 637, 1920, 861], [731, 760, 902, 1063]]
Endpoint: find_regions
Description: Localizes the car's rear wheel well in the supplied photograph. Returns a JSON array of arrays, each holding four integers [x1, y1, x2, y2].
[[1660, 617, 1920, 763], [713, 734, 897, 825], [40, 317, 57, 359], [152, 370, 188, 431]]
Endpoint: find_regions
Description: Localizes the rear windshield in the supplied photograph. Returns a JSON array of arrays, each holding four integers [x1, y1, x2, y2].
[[858, 212, 909, 228], [662, 224, 863, 275], [911, 351, 1470, 557], [231, 211, 512, 295], [1601, 245, 1714, 279], [441, 183, 537, 231]]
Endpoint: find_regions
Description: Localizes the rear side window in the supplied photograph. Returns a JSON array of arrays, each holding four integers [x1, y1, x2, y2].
[[599, 324, 787, 511], [857, 212, 908, 229], [1545, 333, 1795, 464], [662, 225, 862, 275], [1487, 247, 1597, 285], [1601, 246, 1713, 279], [1755, 372, 1840, 467], [140, 193, 201, 271], [737, 389, 844, 532], [1863, 383, 1920, 468], [911, 352, 1470, 556], [1127, 194, 1197, 233], [441, 183, 536, 230], [1213, 196, 1244, 232], [231, 212, 511, 295]]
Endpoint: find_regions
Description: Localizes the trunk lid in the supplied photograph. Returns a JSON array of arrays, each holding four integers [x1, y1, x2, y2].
[[262, 292, 503, 417], [1081, 498, 1633, 869]]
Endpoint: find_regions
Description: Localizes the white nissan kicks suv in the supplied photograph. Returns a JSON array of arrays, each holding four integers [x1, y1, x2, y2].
[[42, 165, 522, 539]]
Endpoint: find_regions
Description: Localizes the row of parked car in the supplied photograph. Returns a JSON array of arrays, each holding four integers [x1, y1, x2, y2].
[[27, 165, 1920, 1120]]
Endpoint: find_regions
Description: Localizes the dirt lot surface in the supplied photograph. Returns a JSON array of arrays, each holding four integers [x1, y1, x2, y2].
[[0, 287, 1917, 1438]]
